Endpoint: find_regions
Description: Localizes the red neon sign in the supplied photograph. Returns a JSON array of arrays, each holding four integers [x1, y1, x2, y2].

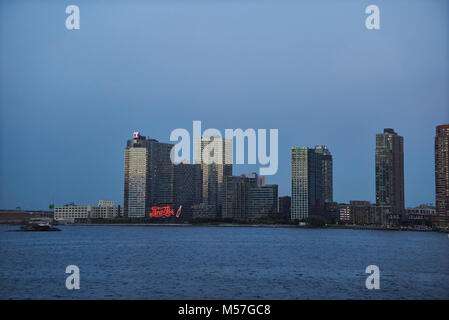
[[149, 205, 182, 218]]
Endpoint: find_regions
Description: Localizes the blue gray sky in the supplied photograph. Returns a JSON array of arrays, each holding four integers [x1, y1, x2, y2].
[[1, 0, 448, 210]]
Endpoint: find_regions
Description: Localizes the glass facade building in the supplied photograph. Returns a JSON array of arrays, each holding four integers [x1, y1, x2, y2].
[[291, 147, 323, 220], [147, 139, 174, 206], [314, 145, 333, 203], [173, 163, 203, 218], [375, 128, 405, 216], [194, 137, 233, 213]]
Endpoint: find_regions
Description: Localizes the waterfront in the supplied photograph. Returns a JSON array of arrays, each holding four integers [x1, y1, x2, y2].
[[0, 225, 448, 300]]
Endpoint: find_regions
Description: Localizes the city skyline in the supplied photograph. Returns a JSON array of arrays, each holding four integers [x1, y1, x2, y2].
[[1, 0, 449, 305], [52, 126, 446, 226], [1, 1, 448, 210], [1, 126, 447, 210]]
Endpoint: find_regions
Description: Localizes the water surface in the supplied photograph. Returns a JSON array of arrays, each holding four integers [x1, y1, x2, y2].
[[0, 225, 448, 299]]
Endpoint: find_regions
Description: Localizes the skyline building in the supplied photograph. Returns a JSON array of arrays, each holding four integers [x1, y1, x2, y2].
[[147, 138, 174, 206], [323, 201, 339, 223], [118, 129, 430, 224], [45, 129, 443, 225], [221, 175, 256, 219], [124, 132, 150, 218], [195, 137, 232, 212], [221, 173, 278, 219], [291, 147, 323, 220], [375, 128, 405, 216], [278, 196, 291, 219], [173, 163, 202, 218], [248, 184, 278, 218], [314, 145, 333, 203], [55, 201, 122, 220], [123, 132, 175, 218], [435, 124, 449, 227]]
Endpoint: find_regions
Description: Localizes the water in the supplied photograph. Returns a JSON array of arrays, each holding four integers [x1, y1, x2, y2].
[[0, 225, 448, 300]]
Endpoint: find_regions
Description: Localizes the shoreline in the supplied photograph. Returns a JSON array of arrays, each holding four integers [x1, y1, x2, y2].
[[2, 222, 444, 233], [62, 223, 438, 232], [66, 223, 298, 228]]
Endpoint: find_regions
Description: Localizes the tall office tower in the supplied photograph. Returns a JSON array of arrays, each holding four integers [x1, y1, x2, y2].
[[147, 139, 174, 206], [315, 145, 333, 203], [435, 124, 449, 227], [375, 128, 405, 216], [291, 147, 323, 220], [173, 163, 202, 218], [124, 132, 150, 218], [194, 136, 232, 209]]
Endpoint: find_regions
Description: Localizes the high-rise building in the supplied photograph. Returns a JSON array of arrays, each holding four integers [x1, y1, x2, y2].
[[291, 147, 323, 220], [124, 132, 150, 218], [123, 132, 175, 218], [375, 128, 405, 217], [173, 163, 202, 218], [148, 139, 174, 206], [434, 124, 449, 227], [195, 136, 232, 212], [315, 145, 333, 203]]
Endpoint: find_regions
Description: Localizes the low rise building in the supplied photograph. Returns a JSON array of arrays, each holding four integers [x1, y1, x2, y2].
[[278, 196, 291, 220], [405, 204, 436, 216], [350, 201, 377, 225], [339, 204, 351, 222], [221, 174, 278, 220], [54, 201, 122, 221], [324, 202, 339, 223], [191, 203, 217, 219], [338, 201, 394, 226], [248, 184, 278, 218], [405, 204, 435, 226]]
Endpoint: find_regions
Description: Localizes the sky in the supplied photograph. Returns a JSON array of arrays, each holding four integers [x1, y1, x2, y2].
[[0, 0, 448, 210]]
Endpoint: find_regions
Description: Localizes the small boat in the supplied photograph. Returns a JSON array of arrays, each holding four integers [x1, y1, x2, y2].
[[19, 218, 60, 232]]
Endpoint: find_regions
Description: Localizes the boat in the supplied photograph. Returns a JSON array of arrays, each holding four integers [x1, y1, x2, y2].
[[19, 218, 60, 232]]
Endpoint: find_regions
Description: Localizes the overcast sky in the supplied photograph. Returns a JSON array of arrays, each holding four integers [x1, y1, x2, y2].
[[1, 0, 448, 209]]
